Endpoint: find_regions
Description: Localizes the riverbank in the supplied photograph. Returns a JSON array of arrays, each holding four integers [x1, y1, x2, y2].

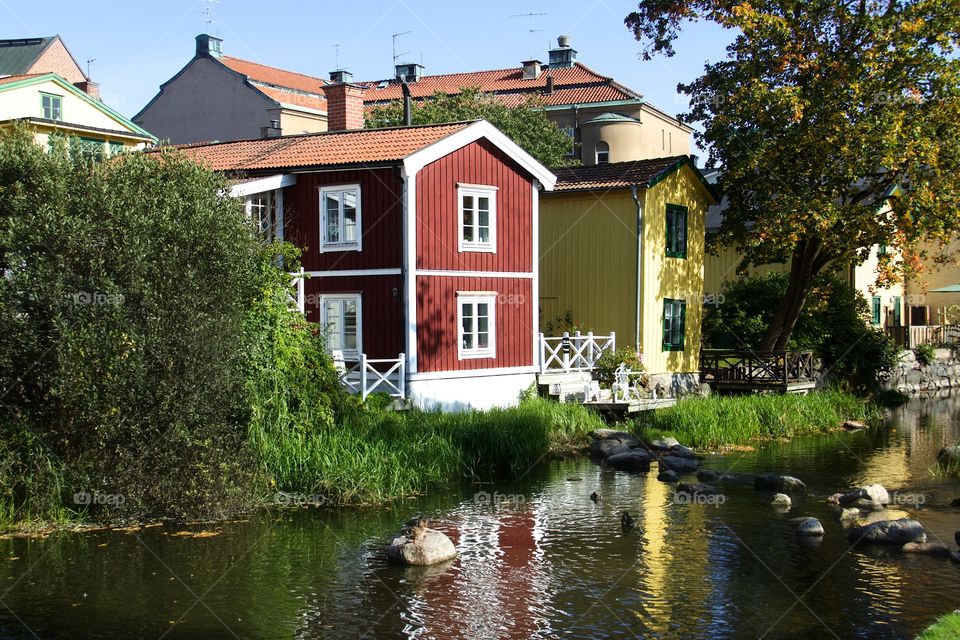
[[634, 389, 881, 449], [918, 611, 960, 640]]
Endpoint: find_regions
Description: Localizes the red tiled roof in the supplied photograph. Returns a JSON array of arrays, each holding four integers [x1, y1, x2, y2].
[[255, 85, 327, 113], [0, 73, 43, 86], [360, 63, 634, 104], [174, 122, 473, 171], [550, 156, 690, 191], [219, 55, 327, 95]]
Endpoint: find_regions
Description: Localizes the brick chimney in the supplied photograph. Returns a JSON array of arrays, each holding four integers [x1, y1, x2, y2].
[[74, 80, 100, 101], [322, 82, 365, 131]]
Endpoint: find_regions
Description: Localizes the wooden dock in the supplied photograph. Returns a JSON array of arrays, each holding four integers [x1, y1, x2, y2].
[[700, 349, 816, 394]]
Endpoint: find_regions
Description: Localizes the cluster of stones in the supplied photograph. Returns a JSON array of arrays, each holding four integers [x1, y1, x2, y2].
[[882, 348, 960, 395]]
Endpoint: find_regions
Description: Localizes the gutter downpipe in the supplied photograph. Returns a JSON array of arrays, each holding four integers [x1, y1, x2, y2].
[[631, 184, 644, 353]]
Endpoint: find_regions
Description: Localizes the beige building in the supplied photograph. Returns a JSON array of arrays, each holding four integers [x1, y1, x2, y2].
[[906, 238, 960, 325]]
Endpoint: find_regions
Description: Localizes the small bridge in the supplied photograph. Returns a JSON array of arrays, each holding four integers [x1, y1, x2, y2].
[[699, 350, 816, 394]]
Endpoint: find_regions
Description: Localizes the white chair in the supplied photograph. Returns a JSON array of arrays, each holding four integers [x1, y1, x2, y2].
[[583, 380, 601, 402], [611, 364, 632, 402]]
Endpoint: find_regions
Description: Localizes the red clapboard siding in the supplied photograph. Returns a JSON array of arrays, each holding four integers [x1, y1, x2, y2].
[[304, 275, 404, 359], [416, 276, 533, 372], [416, 139, 533, 273], [283, 168, 404, 272]]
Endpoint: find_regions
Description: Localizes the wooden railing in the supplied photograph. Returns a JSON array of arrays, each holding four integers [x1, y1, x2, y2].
[[699, 350, 815, 387], [893, 324, 960, 348], [287, 268, 306, 313], [539, 331, 616, 373], [338, 353, 406, 400]]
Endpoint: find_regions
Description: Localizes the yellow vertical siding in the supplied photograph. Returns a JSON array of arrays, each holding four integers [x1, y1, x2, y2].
[[641, 167, 711, 374], [538, 190, 639, 346]]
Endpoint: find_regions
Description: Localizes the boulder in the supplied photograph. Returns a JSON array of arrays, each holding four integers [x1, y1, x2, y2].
[[955, 530, 960, 548], [648, 437, 680, 451], [588, 439, 632, 458], [669, 444, 701, 460], [847, 519, 926, 545], [387, 528, 457, 566], [901, 542, 952, 557], [951, 497, 960, 508], [790, 517, 824, 536], [657, 470, 680, 483], [939, 446, 960, 466], [952, 551, 960, 564], [677, 482, 719, 496], [605, 450, 653, 473], [838, 484, 890, 510], [591, 429, 640, 447], [838, 508, 861, 525], [755, 473, 807, 494], [660, 456, 699, 474], [771, 493, 792, 508], [697, 469, 720, 482]]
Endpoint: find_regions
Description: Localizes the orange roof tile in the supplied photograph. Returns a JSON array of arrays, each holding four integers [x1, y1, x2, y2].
[[219, 55, 326, 95], [174, 122, 473, 171], [550, 156, 690, 192], [0, 73, 43, 86]]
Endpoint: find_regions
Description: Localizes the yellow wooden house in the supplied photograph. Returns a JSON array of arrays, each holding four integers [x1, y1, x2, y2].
[[539, 156, 717, 393]]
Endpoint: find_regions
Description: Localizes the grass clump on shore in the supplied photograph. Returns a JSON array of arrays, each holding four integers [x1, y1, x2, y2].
[[917, 611, 960, 640], [635, 390, 879, 449], [251, 396, 605, 505]]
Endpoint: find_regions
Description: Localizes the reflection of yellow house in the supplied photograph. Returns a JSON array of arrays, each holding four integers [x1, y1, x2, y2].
[[539, 156, 717, 390], [0, 73, 155, 154]]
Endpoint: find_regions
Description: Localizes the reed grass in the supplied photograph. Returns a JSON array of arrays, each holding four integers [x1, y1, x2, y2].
[[917, 611, 960, 640], [635, 390, 880, 449]]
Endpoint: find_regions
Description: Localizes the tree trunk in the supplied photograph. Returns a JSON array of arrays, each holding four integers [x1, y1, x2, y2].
[[758, 240, 826, 351]]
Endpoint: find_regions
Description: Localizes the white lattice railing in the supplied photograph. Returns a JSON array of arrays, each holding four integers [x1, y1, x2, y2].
[[539, 331, 616, 373], [338, 353, 406, 400], [287, 268, 306, 313]]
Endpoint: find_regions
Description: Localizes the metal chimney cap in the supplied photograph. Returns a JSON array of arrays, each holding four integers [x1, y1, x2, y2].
[[557, 35, 571, 48]]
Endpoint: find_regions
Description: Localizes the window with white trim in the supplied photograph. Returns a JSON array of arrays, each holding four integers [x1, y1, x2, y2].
[[458, 185, 496, 252], [320, 185, 361, 251], [245, 191, 276, 241], [458, 293, 496, 359], [321, 294, 361, 358], [595, 141, 609, 165]]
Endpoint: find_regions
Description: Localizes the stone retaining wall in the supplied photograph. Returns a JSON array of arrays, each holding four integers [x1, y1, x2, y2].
[[882, 348, 960, 395]]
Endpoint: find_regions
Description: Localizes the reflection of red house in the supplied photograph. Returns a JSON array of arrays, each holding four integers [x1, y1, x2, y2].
[[178, 84, 556, 410]]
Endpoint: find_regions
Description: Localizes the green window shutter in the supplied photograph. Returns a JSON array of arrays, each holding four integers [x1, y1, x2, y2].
[[872, 297, 881, 325], [665, 204, 688, 258]]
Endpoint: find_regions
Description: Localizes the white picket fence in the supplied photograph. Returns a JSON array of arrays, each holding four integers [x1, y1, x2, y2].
[[338, 353, 406, 400], [539, 331, 616, 373]]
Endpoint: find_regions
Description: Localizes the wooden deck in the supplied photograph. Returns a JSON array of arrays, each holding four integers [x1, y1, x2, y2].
[[583, 397, 677, 414], [700, 349, 816, 394]]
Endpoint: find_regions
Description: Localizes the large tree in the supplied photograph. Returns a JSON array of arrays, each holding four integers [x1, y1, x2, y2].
[[366, 87, 576, 167], [626, 0, 960, 350]]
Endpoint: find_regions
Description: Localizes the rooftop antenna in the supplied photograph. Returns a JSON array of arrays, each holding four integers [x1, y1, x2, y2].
[[392, 30, 412, 69], [201, 0, 220, 30], [85, 58, 96, 80], [333, 43, 340, 70], [510, 12, 547, 59]]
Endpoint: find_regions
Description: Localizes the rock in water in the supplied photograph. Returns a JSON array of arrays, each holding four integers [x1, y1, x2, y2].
[[657, 470, 680, 483], [605, 450, 653, 473], [660, 456, 699, 474], [590, 491, 601, 502], [838, 484, 889, 510], [902, 542, 952, 557], [842, 420, 866, 431], [771, 493, 792, 508], [790, 517, 824, 536], [678, 482, 719, 496], [621, 511, 635, 531], [648, 437, 680, 451], [955, 530, 960, 548], [938, 446, 960, 466], [951, 497, 960, 508], [669, 444, 700, 460], [387, 528, 457, 566], [755, 473, 807, 494], [847, 519, 927, 545], [697, 469, 720, 482]]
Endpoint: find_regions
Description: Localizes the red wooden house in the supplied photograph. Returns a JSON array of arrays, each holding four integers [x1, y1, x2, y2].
[[179, 84, 556, 409]]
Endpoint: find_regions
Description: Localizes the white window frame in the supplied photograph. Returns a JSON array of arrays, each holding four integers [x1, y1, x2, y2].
[[320, 294, 362, 359], [245, 191, 276, 240], [457, 184, 497, 253], [457, 292, 496, 359], [595, 141, 609, 165], [319, 184, 362, 252]]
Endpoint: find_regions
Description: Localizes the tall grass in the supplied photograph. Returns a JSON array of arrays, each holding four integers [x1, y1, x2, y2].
[[635, 390, 880, 448], [250, 396, 605, 505], [918, 611, 960, 640]]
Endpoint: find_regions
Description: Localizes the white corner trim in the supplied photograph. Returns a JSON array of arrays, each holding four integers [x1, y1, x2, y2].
[[229, 173, 296, 198], [531, 178, 540, 369], [407, 366, 537, 381], [418, 269, 534, 279], [402, 167, 418, 374], [402, 121, 557, 190]]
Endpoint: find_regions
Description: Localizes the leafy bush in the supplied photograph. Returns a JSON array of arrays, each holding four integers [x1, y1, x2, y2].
[[0, 125, 279, 523], [593, 346, 645, 388], [915, 342, 936, 366]]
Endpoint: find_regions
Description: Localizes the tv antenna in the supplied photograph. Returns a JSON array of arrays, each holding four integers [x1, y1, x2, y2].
[[85, 58, 96, 80], [201, 0, 219, 26], [392, 31, 412, 67], [333, 43, 341, 70], [510, 12, 546, 59]]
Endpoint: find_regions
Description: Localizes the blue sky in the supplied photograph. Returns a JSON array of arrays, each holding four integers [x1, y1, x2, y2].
[[3, 0, 733, 131]]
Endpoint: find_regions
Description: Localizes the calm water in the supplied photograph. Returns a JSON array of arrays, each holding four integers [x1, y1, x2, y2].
[[3, 397, 960, 639]]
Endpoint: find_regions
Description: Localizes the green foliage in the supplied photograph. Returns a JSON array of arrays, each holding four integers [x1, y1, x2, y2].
[[635, 390, 879, 448], [594, 347, 646, 388], [366, 87, 576, 167], [703, 273, 898, 390], [915, 342, 936, 366], [0, 124, 277, 523], [626, 0, 960, 349], [917, 611, 960, 640]]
